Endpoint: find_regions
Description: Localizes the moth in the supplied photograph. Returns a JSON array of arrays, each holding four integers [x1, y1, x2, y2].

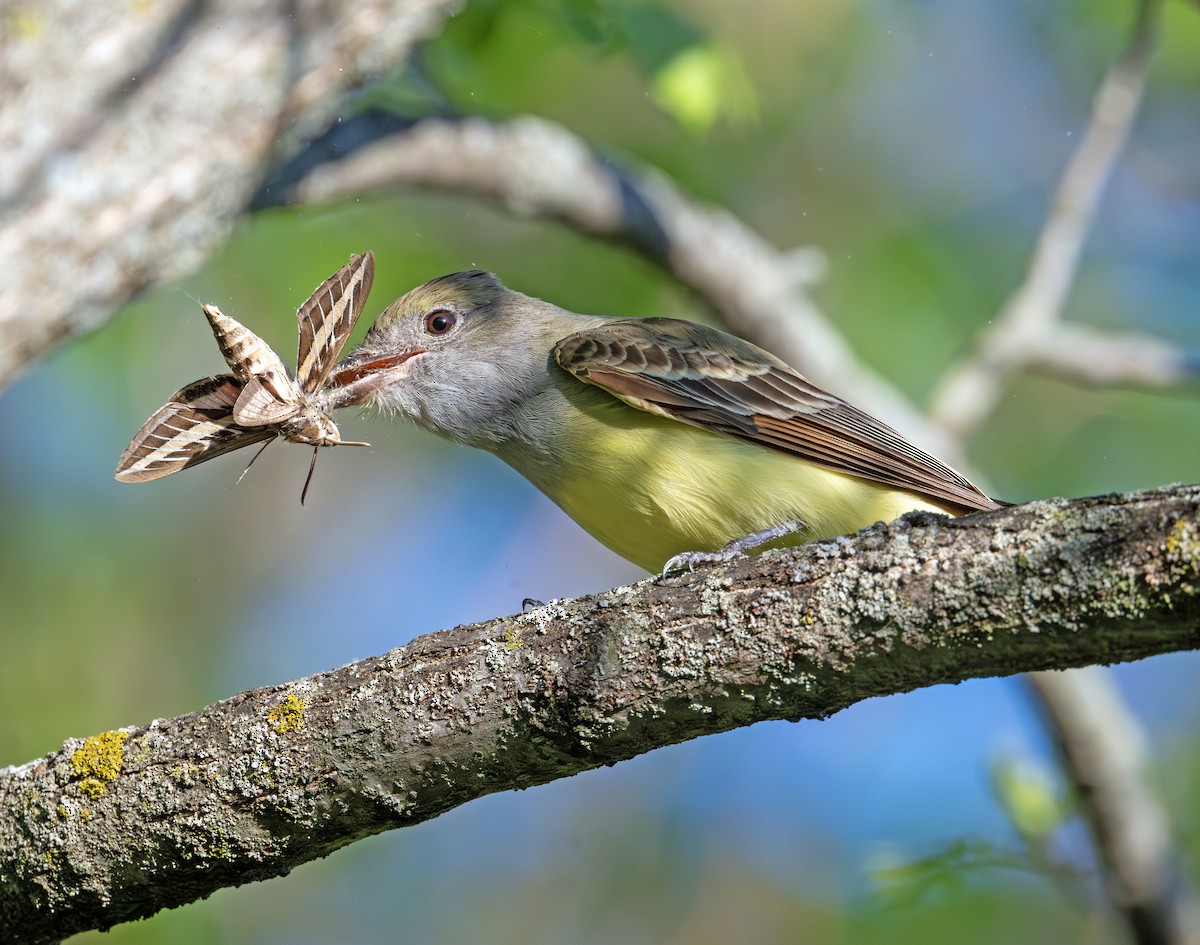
[[115, 251, 375, 503]]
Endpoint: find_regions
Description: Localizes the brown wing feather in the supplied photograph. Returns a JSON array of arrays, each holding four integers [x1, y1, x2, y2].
[[554, 318, 1000, 515]]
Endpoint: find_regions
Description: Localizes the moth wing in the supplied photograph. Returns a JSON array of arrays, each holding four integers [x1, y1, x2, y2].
[[169, 374, 242, 409], [296, 252, 375, 393], [115, 395, 274, 483], [203, 304, 291, 383], [232, 374, 301, 426]]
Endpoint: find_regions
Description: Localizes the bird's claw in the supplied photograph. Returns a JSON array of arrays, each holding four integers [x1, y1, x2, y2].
[[660, 520, 808, 577], [661, 550, 728, 576]]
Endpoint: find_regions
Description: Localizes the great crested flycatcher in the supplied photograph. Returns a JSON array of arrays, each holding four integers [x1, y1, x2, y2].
[[332, 270, 1001, 573]]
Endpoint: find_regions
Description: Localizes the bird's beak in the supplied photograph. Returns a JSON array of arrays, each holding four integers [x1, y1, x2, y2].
[[327, 347, 427, 407]]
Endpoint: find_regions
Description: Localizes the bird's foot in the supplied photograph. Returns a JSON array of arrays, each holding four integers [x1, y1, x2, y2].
[[661, 520, 806, 576]]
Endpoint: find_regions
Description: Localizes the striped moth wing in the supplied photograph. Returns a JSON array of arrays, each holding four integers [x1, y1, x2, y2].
[[114, 376, 275, 482], [201, 304, 302, 428], [296, 251, 375, 394]]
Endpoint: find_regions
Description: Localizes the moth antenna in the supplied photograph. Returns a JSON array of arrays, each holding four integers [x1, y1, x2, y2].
[[301, 446, 319, 506], [235, 439, 274, 486]]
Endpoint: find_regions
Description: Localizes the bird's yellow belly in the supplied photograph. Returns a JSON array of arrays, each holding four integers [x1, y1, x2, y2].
[[502, 401, 943, 573]]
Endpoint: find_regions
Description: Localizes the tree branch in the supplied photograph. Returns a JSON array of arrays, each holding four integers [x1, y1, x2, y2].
[[1023, 324, 1200, 390], [4, 485, 1199, 943], [915, 4, 1199, 939], [0, 0, 461, 389]]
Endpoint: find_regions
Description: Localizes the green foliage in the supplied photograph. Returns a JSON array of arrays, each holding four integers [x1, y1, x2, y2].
[[991, 757, 1071, 844], [651, 42, 758, 133], [869, 838, 1078, 908], [420, 0, 756, 133]]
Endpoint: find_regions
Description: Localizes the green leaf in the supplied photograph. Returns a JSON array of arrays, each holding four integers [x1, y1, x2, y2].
[[651, 42, 759, 133], [991, 757, 1071, 843]]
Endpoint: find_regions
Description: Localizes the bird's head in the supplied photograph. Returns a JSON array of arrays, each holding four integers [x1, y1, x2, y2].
[[330, 270, 568, 447]]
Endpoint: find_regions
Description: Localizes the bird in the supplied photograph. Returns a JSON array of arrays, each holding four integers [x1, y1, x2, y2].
[[331, 270, 1002, 573]]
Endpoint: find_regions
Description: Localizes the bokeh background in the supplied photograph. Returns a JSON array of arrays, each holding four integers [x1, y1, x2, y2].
[[3, 0, 1200, 941]]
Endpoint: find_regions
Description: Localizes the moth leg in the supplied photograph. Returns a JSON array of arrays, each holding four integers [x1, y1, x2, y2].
[[235, 439, 275, 486], [661, 520, 806, 576], [300, 446, 320, 506]]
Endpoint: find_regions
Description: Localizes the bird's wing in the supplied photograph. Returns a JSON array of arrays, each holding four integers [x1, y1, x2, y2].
[[296, 252, 375, 394], [553, 318, 1000, 514]]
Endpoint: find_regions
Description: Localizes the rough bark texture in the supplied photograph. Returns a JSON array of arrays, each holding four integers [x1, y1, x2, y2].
[[0, 0, 460, 388], [2, 484, 1198, 942]]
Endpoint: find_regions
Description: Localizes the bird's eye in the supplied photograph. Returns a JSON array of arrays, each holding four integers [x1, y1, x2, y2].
[[424, 310, 456, 335]]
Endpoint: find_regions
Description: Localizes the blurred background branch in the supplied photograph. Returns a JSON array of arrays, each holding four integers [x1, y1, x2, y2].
[[1035, 668, 1200, 945], [0, 0, 460, 388], [928, 0, 1177, 442]]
